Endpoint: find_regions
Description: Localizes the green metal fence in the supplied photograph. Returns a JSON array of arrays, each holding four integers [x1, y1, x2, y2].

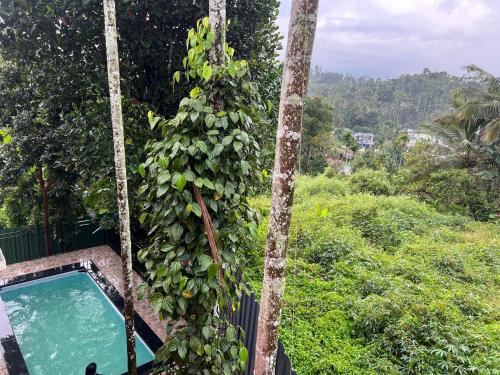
[[0, 220, 110, 264]]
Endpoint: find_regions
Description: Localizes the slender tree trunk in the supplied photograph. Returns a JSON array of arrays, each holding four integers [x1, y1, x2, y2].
[[37, 166, 51, 256], [102, 1, 137, 374], [209, 0, 226, 112], [254, 1, 319, 374], [209, 0, 226, 66]]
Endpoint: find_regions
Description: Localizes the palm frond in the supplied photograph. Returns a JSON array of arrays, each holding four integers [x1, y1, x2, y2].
[[480, 118, 500, 144]]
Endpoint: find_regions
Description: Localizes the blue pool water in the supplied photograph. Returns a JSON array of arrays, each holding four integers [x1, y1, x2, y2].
[[0, 272, 154, 375]]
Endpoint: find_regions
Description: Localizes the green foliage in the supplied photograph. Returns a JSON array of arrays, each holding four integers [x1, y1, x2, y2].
[[401, 168, 496, 221], [0, 0, 281, 229], [294, 175, 350, 200], [350, 168, 395, 196], [138, 19, 265, 373], [300, 97, 336, 175], [244, 176, 498, 374]]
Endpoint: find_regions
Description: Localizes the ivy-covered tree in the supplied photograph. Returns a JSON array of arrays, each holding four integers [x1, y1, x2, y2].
[[137, 18, 267, 373]]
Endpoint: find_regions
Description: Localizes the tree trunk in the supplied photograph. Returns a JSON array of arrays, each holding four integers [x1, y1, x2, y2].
[[209, 0, 226, 66], [209, 0, 226, 112], [254, 1, 319, 374], [102, 1, 137, 374], [37, 166, 51, 256]]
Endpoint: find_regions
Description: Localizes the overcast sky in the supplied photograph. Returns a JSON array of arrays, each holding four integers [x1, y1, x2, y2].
[[277, 0, 500, 78]]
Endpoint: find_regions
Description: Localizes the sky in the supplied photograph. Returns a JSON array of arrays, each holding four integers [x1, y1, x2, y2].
[[277, 0, 500, 78]]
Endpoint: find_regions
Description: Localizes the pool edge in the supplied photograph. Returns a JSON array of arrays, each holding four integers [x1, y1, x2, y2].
[[0, 260, 162, 375]]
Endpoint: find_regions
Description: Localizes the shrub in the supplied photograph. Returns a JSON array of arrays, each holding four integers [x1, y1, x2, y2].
[[295, 174, 350, 199], [402, 168, 496, 221], [350, 169, 395, 196]]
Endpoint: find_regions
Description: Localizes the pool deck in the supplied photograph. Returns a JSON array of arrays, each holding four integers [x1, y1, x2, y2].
[[0, 245, 167, 375]]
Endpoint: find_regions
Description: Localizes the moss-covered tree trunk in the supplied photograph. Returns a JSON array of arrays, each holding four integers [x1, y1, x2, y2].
[[209, 0, 226, 113], [102, 0, 137, 374], [209, 0, 226, 66], [254, 0, 319, 374]]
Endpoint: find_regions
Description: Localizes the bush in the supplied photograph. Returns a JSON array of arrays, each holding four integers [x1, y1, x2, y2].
[[350, 169, 395, 196], [401, 168, 495, 221], [295, 174, 350, 199]]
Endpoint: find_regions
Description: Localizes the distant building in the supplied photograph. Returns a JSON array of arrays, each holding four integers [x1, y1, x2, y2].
[[404, 129, 438, 147], [353, 132, 375, 149]]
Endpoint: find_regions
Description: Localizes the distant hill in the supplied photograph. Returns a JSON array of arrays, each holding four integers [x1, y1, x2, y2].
[[308, 68, 478, 141]]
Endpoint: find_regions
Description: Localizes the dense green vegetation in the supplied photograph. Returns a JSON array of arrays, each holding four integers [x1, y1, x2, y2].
[[0, 0, 281, 235], [0, 2, 498, 374], [309, 69, 476, 141], [244, 174, 499, 374]]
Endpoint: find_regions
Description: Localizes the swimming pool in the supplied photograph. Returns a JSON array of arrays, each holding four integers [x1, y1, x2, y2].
[[0, 264, 159, 375]]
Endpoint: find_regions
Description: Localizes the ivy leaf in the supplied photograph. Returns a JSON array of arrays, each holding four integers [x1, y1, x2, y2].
[[202, 65, 213, 81], [207, 263, 218, 278], [205, 114, 216, 128], [191, 203, 202, 217], [194, 177, 204, 188], [229, 111, 239, 123], [170, 224, 184, 241], [222, 135, 233, 146], [212, 144, 224, 157], [173, 71, 181, 83], [159, 156, 169, 169], [203, 178, 215, 190], [139, 212, 148, 224], [148, 111, 161, 129], [190, 86, 201, 98], [150, 293, 163, 313], [175, 174, 187, 191], [137, 164, 145, 178], [239, 347, 249, 363], [226, 326, 236, 341], [158, 172, 170, 184], [184, 169, 196, 182], [233, 142, 243, 152], [190, 111, 199, 123], [196, 140, 208, 154], [162, 296, 174, 314], [198, 254, 213, 272], [179, 276, 188, 290], [157, 186, 168, 197], [182, 290, 193, 299], [178, 343, 187, 359], [137, 283, 147, 300], [202, 326, 211, 339]]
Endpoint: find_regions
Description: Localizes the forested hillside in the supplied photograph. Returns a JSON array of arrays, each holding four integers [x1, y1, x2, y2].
[[309, 69, 477, 140]]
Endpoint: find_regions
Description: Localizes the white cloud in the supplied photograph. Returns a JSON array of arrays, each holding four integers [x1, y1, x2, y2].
[[278, 0, 500, 77]]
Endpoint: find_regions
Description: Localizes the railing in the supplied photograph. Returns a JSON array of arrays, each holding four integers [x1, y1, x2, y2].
[[229, 292, 295, 375], [0, 220, 110, 264], [0, 222, 295, 374]]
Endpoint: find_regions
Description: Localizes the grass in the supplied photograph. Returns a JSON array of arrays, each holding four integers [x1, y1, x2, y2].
[[243, 175, 500, 374]]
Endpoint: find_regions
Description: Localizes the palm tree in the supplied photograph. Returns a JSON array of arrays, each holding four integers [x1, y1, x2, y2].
[[422, 65, 499, 168]]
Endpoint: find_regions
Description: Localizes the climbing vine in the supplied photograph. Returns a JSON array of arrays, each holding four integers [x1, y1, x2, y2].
[[137, 17, 267, 373]]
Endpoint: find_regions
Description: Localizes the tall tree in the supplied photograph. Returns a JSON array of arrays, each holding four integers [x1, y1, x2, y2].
[[102, 0, 137, 373], [254, 0, 319, 374]]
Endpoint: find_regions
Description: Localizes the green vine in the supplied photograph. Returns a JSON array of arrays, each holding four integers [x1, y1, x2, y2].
[[137, 17, 267, 373]]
